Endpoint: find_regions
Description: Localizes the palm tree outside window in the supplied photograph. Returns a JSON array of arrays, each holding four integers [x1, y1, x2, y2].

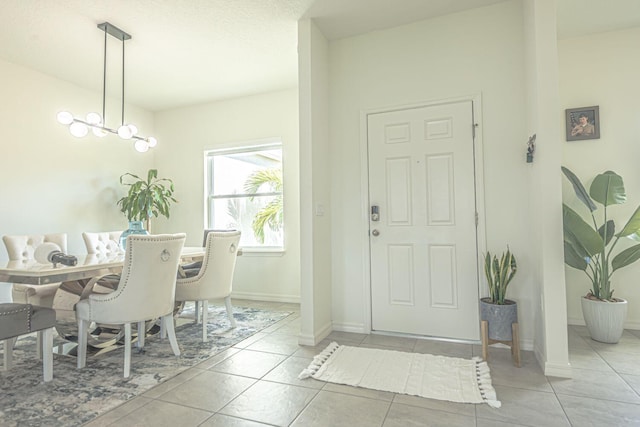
[[206, 142, 284, 250]]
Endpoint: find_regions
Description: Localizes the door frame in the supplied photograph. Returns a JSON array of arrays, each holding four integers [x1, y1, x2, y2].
[[359, 93, 487, 336]]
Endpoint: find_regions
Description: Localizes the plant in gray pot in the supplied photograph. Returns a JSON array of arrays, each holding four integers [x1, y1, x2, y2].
[[562, 167, 640, 343], [480, 247, 520, 365]]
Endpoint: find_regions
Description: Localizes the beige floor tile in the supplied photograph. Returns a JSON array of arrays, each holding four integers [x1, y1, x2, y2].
[[476, 419, 531, 427], [621, 373, 640, 395], [108, 399, 212, 427], [142, 367, 208, 398], [245, 333, 301, 355], [322, 382, 396, 401], [392, 393, 475, 417], [291, 390, 390, 427], [199, 413, 272, 427], [219, 380, 318, 426], [383, 402, 475, 427], [597, 350, 640, 376], [557, 393, 640, 426], [232, 332, 270, 349], [476, 385, 570, 427], [549, 368, 640, 404], [196, 347, 241, 370], [413, 339, 473, 359], [262, 356, 326, 389], [326, 331, 367, 344], [157, 370, 256, 411], [486, 352, 553, 393], [211, 349, 288, 378], [83, 396, 153, 427], [568, 346, 614, 372]]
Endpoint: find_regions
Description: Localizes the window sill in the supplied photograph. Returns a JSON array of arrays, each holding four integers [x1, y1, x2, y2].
[[239, 248, 285, 257]]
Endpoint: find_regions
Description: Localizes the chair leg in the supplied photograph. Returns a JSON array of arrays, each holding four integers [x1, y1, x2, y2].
[[194, 301, 200, 324], [77, 318, 88, 369], [163, 314, 180, 356], [124, 323, 131, 378], [201, 300, 208, 342], [41, 328, 53, 382], [36, 332, 42, 360], [137, 321, 145, 349], [3, 339, 11, 371], [225, 296, 237, 328]]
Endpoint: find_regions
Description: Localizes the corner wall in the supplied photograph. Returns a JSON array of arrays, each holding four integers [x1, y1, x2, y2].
[[560, 27, 640, 330]]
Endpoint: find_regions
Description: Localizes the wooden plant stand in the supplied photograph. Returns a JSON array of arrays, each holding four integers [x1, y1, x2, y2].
[[481, 320, 521, 367]]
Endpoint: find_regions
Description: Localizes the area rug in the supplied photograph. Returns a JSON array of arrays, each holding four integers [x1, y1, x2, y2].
[[0, 304, 292, 427], [299, 342, 501, 408]]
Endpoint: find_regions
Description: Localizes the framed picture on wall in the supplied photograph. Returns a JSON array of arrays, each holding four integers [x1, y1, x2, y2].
[[565, 106, 600, 141]]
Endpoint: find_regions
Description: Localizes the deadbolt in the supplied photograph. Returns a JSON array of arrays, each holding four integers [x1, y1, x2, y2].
[[371, 229, 380, 236]]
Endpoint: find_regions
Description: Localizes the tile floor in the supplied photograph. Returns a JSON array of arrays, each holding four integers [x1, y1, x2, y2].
[[84, 300, 640, 427]]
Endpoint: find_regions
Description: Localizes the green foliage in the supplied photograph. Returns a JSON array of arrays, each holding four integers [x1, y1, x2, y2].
[[484, 248, 517, 305], [244, 169, 283, 244], [562, 167, 640, 300], [116, 169, 177, 231]]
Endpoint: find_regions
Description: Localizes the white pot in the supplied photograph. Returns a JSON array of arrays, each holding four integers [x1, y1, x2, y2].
[[581, 297, 628, 344]]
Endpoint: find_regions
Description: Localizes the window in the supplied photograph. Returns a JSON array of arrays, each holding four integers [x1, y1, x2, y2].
[[206, 142, 283, 250]]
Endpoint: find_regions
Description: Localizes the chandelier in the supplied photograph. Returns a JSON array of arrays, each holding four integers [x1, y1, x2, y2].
[[57, 22, 157, 153]]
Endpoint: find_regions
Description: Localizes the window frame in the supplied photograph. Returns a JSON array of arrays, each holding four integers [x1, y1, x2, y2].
[[204, 139, 285, 254]]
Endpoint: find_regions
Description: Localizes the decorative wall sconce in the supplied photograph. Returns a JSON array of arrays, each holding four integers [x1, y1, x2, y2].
[[57, 22, 156, 153], [526, 134, 536, 163]]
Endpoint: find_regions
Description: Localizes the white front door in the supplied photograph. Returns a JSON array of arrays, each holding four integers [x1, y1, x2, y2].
[[368, 100, 480, 340]]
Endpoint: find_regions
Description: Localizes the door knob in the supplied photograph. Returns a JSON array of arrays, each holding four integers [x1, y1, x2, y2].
[[371, 229, 380, 236]]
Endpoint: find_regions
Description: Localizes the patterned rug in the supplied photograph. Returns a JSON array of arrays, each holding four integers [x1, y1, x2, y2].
[[0, 304, 292, 426]]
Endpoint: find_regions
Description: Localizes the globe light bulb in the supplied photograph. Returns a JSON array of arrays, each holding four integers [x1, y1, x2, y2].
[[86, 112, 102, 125], [57, 111, 74, 125], [69, 122, 89, 137], [117, 124, 133, 139], [128, 124, 138, 136], [134, 140, 149, 152], [147, 137, 157, 148]]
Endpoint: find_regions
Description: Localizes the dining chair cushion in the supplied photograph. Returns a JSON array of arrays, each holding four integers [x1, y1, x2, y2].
[[0, 303, 56, 339], [82, 231, 122, 255]]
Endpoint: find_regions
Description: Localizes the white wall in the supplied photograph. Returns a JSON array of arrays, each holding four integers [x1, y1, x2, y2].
[[327, 1, 539, 345], [559, 27, 640, 329], [153, 89, 301, 302], [0, 58, 155, 257]]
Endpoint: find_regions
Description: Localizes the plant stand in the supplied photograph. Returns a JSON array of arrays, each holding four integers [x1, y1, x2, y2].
[[481, 320, 520, 367]]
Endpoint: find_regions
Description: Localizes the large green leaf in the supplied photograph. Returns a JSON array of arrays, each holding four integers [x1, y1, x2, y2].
[[563, 204, 603, 257], [618, 205, 640, 237], [564, 241, 588, 270], [612, 244, 640, 271], [562, 166, 596, 211], [590, 171, 626, 207], [598, 220, 615, 246]]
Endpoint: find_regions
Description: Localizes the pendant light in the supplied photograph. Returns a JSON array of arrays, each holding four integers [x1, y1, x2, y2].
[[57, 22, 157, 153]]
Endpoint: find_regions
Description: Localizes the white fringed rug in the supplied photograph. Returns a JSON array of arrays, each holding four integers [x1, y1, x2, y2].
[[299, 342, 501, 408]]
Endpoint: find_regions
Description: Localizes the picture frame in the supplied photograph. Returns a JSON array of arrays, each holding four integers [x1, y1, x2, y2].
[[565, 106, 600, 141]]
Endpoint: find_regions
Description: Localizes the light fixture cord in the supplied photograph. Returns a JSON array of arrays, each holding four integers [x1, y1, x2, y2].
[[102, 27, 107, 123], [121, 36, 125, 126]]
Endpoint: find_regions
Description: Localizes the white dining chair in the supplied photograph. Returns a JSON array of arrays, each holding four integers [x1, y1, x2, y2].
[[2, 233, 68, 307], [82, 231, 122, 255], [75, 233, 186, 378], [175, 231, 241, 342]]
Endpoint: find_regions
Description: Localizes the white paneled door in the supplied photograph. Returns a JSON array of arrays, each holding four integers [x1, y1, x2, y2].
[[368, 100, 480, 340]]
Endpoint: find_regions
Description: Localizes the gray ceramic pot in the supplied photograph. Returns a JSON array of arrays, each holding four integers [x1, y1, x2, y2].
[[480, 298, 518, 341]]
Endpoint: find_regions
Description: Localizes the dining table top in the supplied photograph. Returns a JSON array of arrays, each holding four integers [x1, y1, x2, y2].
[[0, 246, 205, 285]]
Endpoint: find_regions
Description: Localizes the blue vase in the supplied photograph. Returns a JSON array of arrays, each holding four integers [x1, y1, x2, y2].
[[120, 220, 149, 249]]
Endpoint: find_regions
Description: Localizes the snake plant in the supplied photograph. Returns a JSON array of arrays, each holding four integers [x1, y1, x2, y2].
[[484, 248, 517, 305]]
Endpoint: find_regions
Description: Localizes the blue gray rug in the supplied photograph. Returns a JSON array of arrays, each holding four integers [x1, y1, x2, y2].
[[0, 304, 292, 426]]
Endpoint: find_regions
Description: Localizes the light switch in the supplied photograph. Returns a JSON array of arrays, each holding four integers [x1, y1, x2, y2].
[[315, 204, 325, 216]]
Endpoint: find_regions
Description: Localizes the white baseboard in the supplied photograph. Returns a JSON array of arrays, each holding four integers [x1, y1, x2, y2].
[[231, 291, 299, 304], [298, 321, 332, 346], [568, 315, 640, 330], [544, 361, 572, 378], [331, 322, 367, 334]]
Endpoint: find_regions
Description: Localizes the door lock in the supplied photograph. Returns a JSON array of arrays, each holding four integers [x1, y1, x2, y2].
[[371, 205, 380, 222], [371, 229, 380, 236]]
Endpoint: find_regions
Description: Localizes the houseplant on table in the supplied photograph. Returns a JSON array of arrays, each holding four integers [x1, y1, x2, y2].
[[116, 169, 177, 247], [562, 167, 640, 343]]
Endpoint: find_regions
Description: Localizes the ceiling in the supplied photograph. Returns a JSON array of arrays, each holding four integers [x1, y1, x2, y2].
[[0, 0, 639, 112]]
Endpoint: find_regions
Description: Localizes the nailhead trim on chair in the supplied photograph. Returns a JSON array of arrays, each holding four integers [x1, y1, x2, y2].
[[0, 305, 32, 333]]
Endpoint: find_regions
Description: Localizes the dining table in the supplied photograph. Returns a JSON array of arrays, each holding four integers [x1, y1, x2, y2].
[[0, 247, 205, 355]]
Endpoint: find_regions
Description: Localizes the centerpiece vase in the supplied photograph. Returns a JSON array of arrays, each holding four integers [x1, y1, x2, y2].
[[119, 220, 149, 250]]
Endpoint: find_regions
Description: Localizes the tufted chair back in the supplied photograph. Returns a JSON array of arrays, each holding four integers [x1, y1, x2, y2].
[[82, 231, 122, 255], [3, 234, 68, 261], [75, 233, 186, 377], [2, 233, 68, 307], [175, 231, 241, 341]]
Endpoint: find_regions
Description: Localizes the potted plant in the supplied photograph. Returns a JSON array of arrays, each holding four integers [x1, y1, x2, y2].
[[480, 248, 518, 341], [562, 167, 640, 343], [116, 169, 177, 246]]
